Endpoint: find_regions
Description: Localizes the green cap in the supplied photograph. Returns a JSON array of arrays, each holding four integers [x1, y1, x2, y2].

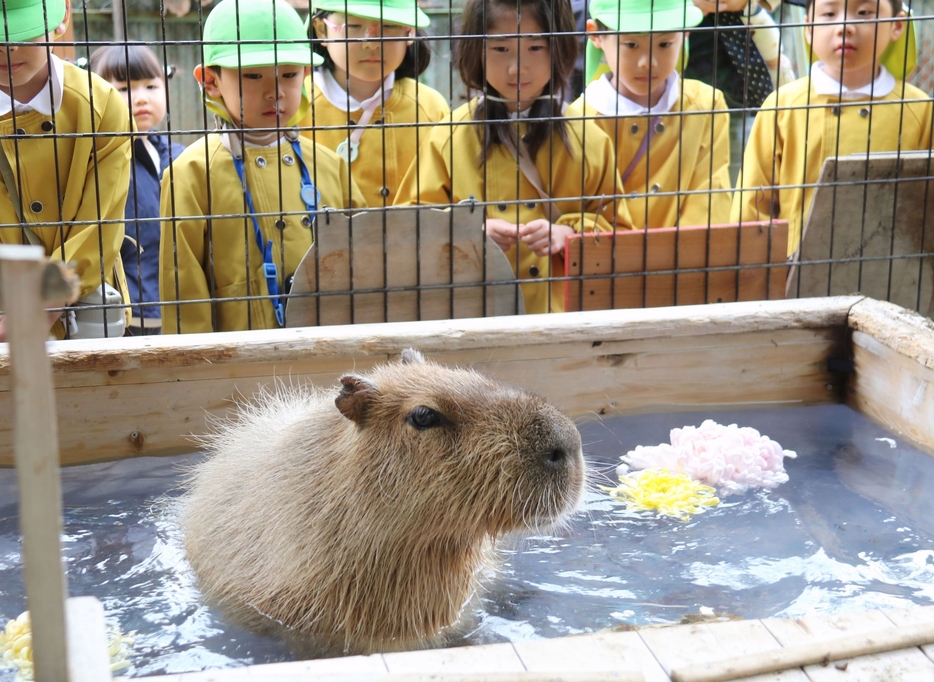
[[585, 0, 702, 83], [0, 0, 66, 42], [203, 0, 322, 69], [312, 0, 429, 29]]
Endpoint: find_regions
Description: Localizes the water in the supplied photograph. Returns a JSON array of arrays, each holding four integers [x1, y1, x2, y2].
[[1, 403, 934, 676]]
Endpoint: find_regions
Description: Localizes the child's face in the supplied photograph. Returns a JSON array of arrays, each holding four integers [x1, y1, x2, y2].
[[110, 77, 167, 133], [588, 25, 683, 108], [483, 9, 551, 113], [314, 13, 411, 88], [806, 0, 904, 86], [0, 30, 62, 100], [201, 64, 306, 132]]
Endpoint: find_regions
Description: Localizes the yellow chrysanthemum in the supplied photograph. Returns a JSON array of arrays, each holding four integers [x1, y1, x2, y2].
[[600, 468, 720, 521], [0, 610, 134, 680]]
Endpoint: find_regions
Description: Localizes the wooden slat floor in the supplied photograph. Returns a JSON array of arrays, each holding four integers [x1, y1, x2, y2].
[[149, 604, 934, 681]]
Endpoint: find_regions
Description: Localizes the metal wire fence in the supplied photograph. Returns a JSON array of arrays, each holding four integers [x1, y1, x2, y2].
[[0, 0, 931, 339]]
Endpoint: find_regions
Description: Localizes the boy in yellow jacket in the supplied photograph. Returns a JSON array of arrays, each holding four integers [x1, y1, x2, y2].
[[0, 0, 132, 340], [567, 0, 732, 231], [732, 0, 931, 256], [160, 0, 364, 334]]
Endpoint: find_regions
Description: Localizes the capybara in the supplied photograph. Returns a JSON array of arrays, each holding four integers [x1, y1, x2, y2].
[[181, 349, 585, 654]]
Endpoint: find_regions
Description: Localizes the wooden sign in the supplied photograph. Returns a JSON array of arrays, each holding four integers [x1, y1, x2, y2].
[[795, 153, 934, 317], [286, 206, 524, 327], [564, 221, 788, 311]]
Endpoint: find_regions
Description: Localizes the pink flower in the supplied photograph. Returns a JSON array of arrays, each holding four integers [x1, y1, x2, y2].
[[619, 420, 797, 497]]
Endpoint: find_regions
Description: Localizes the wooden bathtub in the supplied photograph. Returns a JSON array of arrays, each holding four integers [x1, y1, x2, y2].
[[1, 295, 933, 681]]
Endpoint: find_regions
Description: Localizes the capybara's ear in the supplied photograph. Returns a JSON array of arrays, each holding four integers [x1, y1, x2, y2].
[[335, 375, 378, 424], [400, 348, 425, 365]]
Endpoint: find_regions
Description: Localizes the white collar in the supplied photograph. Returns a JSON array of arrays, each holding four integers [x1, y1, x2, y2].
[[0, 54, 64, 117], [313, 67, 394, 113], [583, 72, 680, 117], [810, 62, 896, 99]]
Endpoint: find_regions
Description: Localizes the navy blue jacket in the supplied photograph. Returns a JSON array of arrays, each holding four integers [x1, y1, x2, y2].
[[121, 133, 182, 323]]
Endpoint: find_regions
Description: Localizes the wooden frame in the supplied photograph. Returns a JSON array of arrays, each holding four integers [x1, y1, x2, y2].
[[563, 221, 789, 312], [2, 295, 934, 679]]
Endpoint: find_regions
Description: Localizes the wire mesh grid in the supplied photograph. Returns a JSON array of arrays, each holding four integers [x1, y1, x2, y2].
[[0, 0, 930, 340]]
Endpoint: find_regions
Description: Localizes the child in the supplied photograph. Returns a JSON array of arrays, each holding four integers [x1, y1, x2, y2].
[[568, 0, 733, 231], [160, 0, 364, 334], [394, 0, 629, 315], [0, 0, 131, 340], [732, 0, 932, 256], [304, 0, 449, 207], [91, 44, 180, 336]]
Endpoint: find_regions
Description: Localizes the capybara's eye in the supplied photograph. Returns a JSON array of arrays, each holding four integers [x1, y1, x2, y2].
[[406, 406, 445, 430]]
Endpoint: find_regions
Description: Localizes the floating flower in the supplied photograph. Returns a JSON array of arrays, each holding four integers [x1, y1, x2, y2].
[[600, 468, 720, 521], [0, 610, 134, 680], [619, 420, 797, 497]]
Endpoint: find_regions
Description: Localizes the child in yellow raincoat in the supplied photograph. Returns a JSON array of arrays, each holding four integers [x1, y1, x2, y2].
[[732, 0, 932, 256], [160, 0, 364, 334], [302, 0, 449, 207], [567, 0, 732, 231], [0, 0, 132, 340], [394, 0, 630, 315]]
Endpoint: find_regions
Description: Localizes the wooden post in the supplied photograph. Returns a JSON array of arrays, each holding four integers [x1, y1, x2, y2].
[[0, 244, 70, 682]]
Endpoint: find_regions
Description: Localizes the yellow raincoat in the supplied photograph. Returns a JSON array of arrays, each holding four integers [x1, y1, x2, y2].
[[732, 75, 933, 256], [0, 61, 132, 338], [159, 134, 364, 334], [299, 75, 449, 207], [394, 99, 631, 314], [567, 79, 732, 230]]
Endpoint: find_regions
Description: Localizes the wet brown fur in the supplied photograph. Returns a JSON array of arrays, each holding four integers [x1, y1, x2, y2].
[[181, 350, 585, 654]]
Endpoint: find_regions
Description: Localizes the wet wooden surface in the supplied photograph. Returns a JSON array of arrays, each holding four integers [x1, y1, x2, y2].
[[146, 605, 934, 681]]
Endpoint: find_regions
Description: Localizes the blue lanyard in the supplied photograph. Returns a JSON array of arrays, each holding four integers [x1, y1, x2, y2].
[[231, 138, 321, 327]]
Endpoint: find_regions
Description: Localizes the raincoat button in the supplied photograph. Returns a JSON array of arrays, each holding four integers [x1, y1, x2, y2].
[[650, 183, 661, 193], [275, 219, 286, 230], [301, 215, 312, 227], [40, 120, 53, 132], [283, 155, 294, 165], [380, 186, 390, 198], [497, 204, 508, 212], [14, 128, 25, 136], [630, 124, 639, 134], [859, 108, 870, 117], [30, 201, 42, 213], [654, 122, 665, 134], [528, 265, 540, 277], [256, 156, 267, 168], [830, 106, 841, 116]]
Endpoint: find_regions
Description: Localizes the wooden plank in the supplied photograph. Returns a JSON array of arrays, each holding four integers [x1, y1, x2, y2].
[[0, 247, 70, 682], [286, 206, 522, 327], [846, 298, 934, 455], [884, 606, 934, 665], [564, 222, 788, 312], [761, 611, 934, 681], [66, 596, 112, 682], [514, 631, 663, 682], [382, 642, 526, 674], [0, 298, 860, 467], [638, 619, 805, 681], [794, 154, 934, 317]]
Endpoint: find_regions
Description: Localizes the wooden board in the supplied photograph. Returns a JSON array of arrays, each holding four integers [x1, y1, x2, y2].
[[846, 298, 934, 455], [143, 605, 934, 681], [286, 206, 524, 326], [794, 153, 934, 317], [0, 297, 859, 467], [564, 221, 788, 312]]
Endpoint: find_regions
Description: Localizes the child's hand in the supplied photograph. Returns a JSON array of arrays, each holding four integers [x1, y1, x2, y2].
[[484, 219, 521, 252], [519, 220, 575, 258]]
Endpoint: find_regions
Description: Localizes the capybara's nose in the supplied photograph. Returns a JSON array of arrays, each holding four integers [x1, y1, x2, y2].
[[542, 447, 567, 468]]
